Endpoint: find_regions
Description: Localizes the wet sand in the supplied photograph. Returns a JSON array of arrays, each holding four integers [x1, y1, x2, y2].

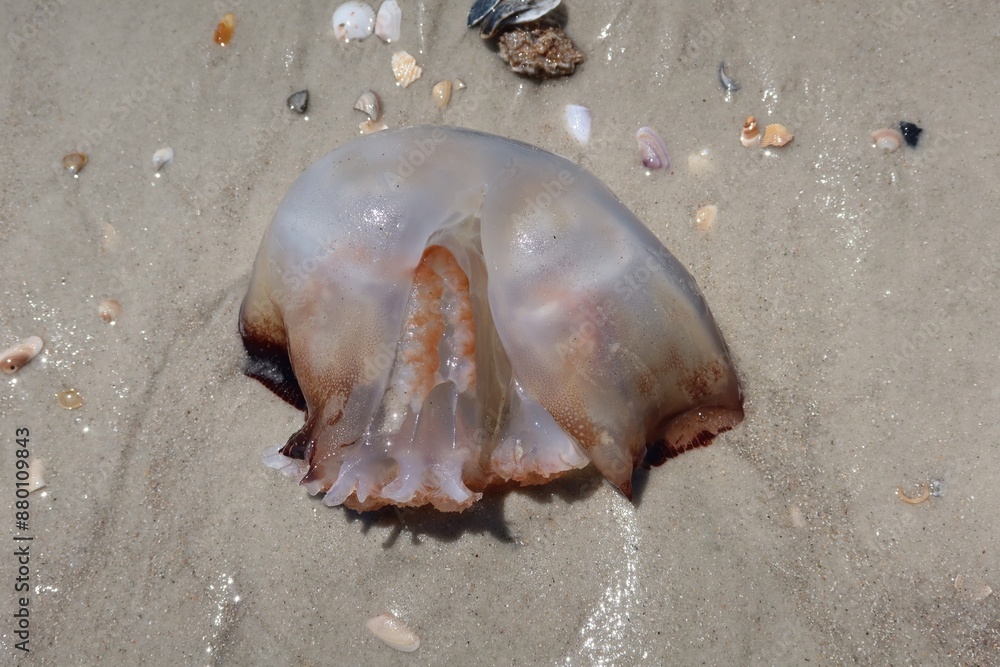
[[2, 0, 998, 664]]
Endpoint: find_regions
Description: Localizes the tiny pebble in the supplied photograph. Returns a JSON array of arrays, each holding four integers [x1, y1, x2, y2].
[[62, 152, 87, 176], [899, 121, 923, 147], [288, 89, 309, 114]]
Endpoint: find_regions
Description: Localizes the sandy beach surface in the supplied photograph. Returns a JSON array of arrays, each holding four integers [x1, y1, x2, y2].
[[2, 0, 999, 664]]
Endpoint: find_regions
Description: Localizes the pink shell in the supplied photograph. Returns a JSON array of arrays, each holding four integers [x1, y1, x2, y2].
[[240, 127, 743, 512], [636, 126, 670, 170]]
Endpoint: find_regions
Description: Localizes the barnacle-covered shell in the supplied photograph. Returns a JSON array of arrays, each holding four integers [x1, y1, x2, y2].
[[354, 90, 382, 121], [375, 0, 401, 42], [740, 116, 759, 147], [760, 123, 794, 148], [2, 336, 44, 374], [432, 80, 452, 109], [241, 127, 744, 512], [497, 24, 584, 79], [871, 127, 903, 152], [333, 2, 376, 42], [636, 126, 670, 170], [391, 50, 422, 87], [366, 613, 420, 652]]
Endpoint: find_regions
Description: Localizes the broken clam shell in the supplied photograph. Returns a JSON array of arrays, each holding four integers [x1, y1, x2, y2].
[[391, 50, 422, 87], [375, 0, 401, 42]]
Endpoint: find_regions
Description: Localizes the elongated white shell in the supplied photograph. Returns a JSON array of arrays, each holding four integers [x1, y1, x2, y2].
[[375, 0, 401, 42], [366, 613, 420, 652], [333, 2, 376, 42], [241, 127, 744, 512], [565, 104, 591, 145]]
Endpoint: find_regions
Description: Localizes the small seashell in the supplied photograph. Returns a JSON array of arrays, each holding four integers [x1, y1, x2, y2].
[[718, 61, 740, 93], [366, 612, 420, 652], [391, 50, 422, 87], [760, 124, 794, 148], [899, 121, 923, 147], [287, 90, 309, 114], [636, 127, 669, 170], [694, 204, 718, 232], [98, 299, 122, 324], [62, 152, 87, 176], [56, 388, 84, 410], [354, 90, 382, 121], [152, 147, 173, 172], [564, 104, 591, 145], [1, 336, 44, 375], [375, 0, 402, 43], [453, 78, 466, 91], [214, 13, 235, 46], [359, 119, 389, 134], [432, 80, 452, 109], [740, 116, 759, 147], [333, 2, 376, 42], [25, 458, 46, 494], [687, 148, 714, 176], [870, 127, 903, 152], [496, 25, 584, 79]]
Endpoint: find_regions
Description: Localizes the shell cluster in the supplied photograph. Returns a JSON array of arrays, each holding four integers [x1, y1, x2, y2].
[[333, 1, 401, 43]]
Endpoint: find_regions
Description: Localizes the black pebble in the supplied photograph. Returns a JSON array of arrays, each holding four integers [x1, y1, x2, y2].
[[899, 121, 922, 147], [287, 89, 309, 114]]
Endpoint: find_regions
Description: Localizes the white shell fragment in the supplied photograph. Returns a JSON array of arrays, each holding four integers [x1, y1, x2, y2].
[[354, 90, 382, 121], [25, 458, 46, 494], [98, 299, 122, 323], [565, 104, 591, 145], [375, 0, 402, 42], [152, 147, 173, 172], [333, 2, 376, 42], [391, 50, 422, 87], [366, 613, 420, 652], [359, 119, 389, 134], [2, 336, 44, 375]]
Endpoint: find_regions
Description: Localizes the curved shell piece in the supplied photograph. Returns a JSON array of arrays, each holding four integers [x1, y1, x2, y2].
[[333, 2, 376, 42], [636, 126, 670, 170], [366, 613, 420, 652], [240, 126, 744, 512], [375, 0, 401, 42], [354, 90, 382, 121], [2, 336, 44, 374], [740, 116, 759, 147]]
